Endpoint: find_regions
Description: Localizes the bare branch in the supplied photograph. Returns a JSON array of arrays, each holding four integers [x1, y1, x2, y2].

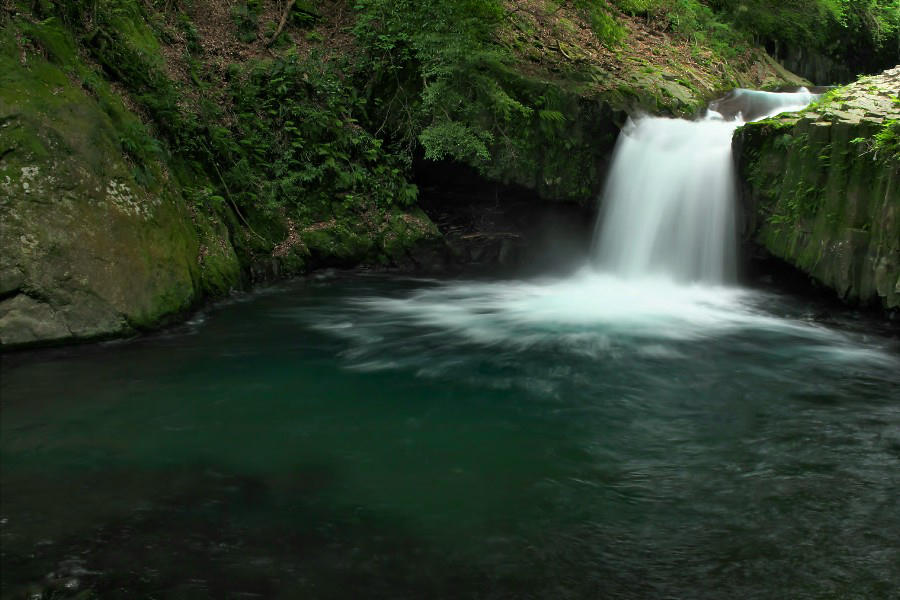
[[266, 0, 296, 48]]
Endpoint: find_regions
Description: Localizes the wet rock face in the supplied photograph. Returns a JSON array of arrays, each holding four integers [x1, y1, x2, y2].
[[775, 46, 853, 86], [734, 67, 900, 311]]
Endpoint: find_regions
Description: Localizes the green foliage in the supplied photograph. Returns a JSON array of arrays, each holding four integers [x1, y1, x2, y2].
[[606, 0, 898, 73], [352, 0, 534, 171], [179, 14, 202, 54], [715, 0, 899, 73], [871, 119, 900, 162], [291, 1, 322, 27], [571, 1, 628, 47], [84, 27, 193, 149], [187, 186, 227, 212], [849, 119, 899, 164], [610, 0, 658, 14], [231, 1, 260, 44], [119, 121, 162, 186], [25, 1, 418, 227], [225, 53, 418, 216], [20, 0, 895, 242], [590, 9, 627, 47], [418, 121, 494, 162], [538, 109, 567, 123], [350, 0, 612, 197], [605, 0, 750, 58], [716, 0, 841, 46], [773, 133, 794, 150]]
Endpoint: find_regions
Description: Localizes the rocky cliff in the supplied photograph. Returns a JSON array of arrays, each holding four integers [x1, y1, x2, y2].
[[735, 67, 900, 310]]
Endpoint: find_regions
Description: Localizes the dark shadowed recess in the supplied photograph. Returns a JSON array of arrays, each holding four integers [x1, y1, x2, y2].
[[414, 160, 597, 277]]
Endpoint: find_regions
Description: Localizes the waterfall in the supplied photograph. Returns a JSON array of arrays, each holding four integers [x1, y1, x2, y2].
[[593, 89, 819, 284]]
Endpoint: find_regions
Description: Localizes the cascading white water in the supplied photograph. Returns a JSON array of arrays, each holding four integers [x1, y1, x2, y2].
[[593, 115, 741, 283], [307, 88, 839, 365], [297, 86, 900, 390], [593, 89, 820, 284]]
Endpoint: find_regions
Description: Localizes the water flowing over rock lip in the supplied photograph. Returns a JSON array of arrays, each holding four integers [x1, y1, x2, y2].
[[592, 88, 821, 285], [709, 87, 823, 122]]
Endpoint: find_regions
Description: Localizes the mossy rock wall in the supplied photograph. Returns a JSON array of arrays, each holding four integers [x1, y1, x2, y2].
[[0, 43, 442, 349], [484, 86, 622, 204], [735, 68, 900, 310], [0, 32, 243, 348]]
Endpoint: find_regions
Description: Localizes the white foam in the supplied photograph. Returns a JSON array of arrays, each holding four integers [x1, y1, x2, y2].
[[348, 271, 837, 347]]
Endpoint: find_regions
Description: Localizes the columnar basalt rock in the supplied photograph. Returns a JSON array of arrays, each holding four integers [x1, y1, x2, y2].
[[735, 67, 900, 310]]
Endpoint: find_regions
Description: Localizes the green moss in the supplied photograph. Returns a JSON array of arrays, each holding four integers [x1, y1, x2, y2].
[[0, 18, 235, 346], [736, 74, 900, 309], [301, 224, 373, 265], [17, 17, 77, 67]]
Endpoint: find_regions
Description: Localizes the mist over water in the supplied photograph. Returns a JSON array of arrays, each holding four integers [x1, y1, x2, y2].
[[312, 271, 896, 390]]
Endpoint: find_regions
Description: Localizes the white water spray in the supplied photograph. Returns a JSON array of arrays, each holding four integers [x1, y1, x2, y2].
[[310, 88, 886, 372], [593, 89, 819, 284]]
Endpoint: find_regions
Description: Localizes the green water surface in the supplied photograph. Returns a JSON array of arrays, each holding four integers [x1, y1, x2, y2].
[[2, 273, 898, 599]]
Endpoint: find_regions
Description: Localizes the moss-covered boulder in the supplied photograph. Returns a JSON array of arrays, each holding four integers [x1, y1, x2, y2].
[[0, 29, 242, 348], [272, 207, 443, 270], [734, 67, 900, 310]]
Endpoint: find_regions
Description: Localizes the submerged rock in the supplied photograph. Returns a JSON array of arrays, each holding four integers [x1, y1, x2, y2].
[[734, 67, 900, 310]]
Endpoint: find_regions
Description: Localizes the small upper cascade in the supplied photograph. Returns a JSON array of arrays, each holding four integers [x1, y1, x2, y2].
[[708, 88, 822, 122], [592, 88, 820, 284]]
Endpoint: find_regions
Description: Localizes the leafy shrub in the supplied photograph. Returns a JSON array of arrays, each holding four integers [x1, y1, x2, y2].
[[225, 53, 418, 216], [715, 0, 899, 73], [351, 0, 533, 170], [605, 0, 898, 73], [39, 2, 417, 222], [231, 1, 259, 44], [178, 14, 202, 54], [871, 119, 900, 162], [579, 2, 628, 47]]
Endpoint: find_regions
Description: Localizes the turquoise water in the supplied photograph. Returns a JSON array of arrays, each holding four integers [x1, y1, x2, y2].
[[2, 272, 899, 599]]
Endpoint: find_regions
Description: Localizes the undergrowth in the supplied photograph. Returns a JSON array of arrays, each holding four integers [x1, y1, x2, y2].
[[610, 0, 899, 74], [12, 0, 897, 231], [19, 0, 417, 230]]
